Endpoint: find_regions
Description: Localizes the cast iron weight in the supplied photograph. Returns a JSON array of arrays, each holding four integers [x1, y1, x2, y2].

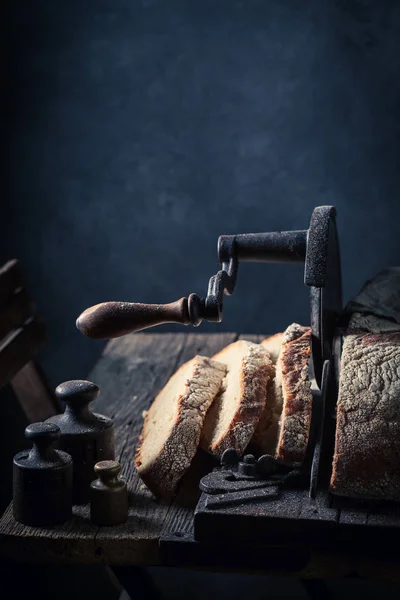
[[46, 380, 115, 504], [13, 422, 73, 526], [90, 460, 128, 526], [76, 206, 342, 389]]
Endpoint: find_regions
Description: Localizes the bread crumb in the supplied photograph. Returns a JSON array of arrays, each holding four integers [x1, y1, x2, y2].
[[142, 410, 148, 419]]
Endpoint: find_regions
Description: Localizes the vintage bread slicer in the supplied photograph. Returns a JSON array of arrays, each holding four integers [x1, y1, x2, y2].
[[76, 205, 350, 546], [76, 204, 341, 393]]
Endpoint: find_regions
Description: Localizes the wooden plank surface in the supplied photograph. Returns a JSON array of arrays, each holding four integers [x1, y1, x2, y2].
[[159, 332, 238, 539], [0, 332, 239, 565], [11, 360, 59, 423], [91, 332, 238, 564], [332, 496, 369, 527], [0, 259, 24, 308], [0, 288, 35, 342], [2, 331, 400, 581], [0, 318, 46, 388]]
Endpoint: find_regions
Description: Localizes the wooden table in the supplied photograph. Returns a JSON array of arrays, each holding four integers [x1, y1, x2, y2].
[[1, 333, 400, 586]]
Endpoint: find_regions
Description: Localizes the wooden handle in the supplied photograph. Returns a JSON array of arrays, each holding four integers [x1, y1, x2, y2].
[[76, 298, 190, 339]]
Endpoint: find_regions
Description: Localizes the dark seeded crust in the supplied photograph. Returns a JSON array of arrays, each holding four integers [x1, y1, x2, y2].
[[134, 356, 226, 498], [275, 324, 312, 464], [330, 312, 400, 500]]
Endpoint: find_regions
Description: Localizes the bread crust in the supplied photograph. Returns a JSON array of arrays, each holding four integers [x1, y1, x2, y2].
[[134, 355, 226, 498], [330, 312, 400, 500], [275, 324, 312, 464], [250, 333, 283, 454], [200, 340, 273, 457]]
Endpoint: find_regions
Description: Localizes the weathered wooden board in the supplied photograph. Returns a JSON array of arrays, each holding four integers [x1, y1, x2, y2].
[[158, 333, 275, 538], [0, 260, 24, 309], [159, 332, 238, 540], [0, 289, 34, 342], [0, 318, 46, 389], [93, 331, 239, 564], [11, 361, 59, 422], [0, 333, 238, 565], [1, 331, 400, 581]]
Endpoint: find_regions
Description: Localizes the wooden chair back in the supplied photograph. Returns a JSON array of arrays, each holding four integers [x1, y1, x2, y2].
[[0, 259, 59, 421]]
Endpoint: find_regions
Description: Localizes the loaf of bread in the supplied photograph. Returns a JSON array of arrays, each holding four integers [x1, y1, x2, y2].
[[330, 268, 400, 500], [134, 261, 400, 502], [200, 340, 273, 458], [330, 311, 400, 500], [250, 333, 283, 455], [274, 324, 313, 464], [134, 355, 226, 498]]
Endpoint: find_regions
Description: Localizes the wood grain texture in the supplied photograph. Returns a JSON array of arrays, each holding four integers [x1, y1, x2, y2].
[[0, 260, 24, 309], [332, 496, 369, 527], [0, 318, 46, 388], [0, 288, 35, 342], [91, 332, 188, 564], [0, 333, 238, 565], [1, 332, 400, 581], [11, 360, 59, 422], [159, 332, 238, 539]]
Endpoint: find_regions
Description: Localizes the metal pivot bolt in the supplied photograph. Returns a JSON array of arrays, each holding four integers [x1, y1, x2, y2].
[[90, 460, 128, 526], [46, 380, 115, 504], [13, 422, 73, 526], [238, 454, 257, 477]]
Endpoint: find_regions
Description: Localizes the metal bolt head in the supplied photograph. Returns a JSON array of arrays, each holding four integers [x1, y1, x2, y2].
[[238, 454, 257, 477], [243, 454, 256, 464], [220, 448, 240, 467], [256, 454, 278, 476]]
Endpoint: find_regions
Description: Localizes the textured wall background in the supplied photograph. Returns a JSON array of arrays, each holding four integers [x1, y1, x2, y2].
[[3, 0, 400, 388]]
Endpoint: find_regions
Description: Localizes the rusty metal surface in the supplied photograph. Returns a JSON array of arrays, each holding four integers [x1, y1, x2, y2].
[[13, 422, 73, 526], [47, 380, 115, 504]]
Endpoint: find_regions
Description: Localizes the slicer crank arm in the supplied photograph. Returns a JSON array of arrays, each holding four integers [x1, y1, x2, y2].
[[76, 230, 307, 339], [76, 206, 341, 390], [76, 295, 204, 339]]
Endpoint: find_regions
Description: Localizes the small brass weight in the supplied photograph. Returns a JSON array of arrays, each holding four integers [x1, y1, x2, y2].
[[90, 460, 128, 526]]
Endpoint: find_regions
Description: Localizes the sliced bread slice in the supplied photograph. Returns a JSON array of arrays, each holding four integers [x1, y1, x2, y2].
[[134, 355, 226, 498], [261, 332, 284, 363], [275, 323, 312, 464], [250, 333, 284, 454], [200, 340, 273, 457]]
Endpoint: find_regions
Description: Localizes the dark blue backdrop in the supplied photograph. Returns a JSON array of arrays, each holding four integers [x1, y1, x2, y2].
[[3, 0, 400, 388]]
